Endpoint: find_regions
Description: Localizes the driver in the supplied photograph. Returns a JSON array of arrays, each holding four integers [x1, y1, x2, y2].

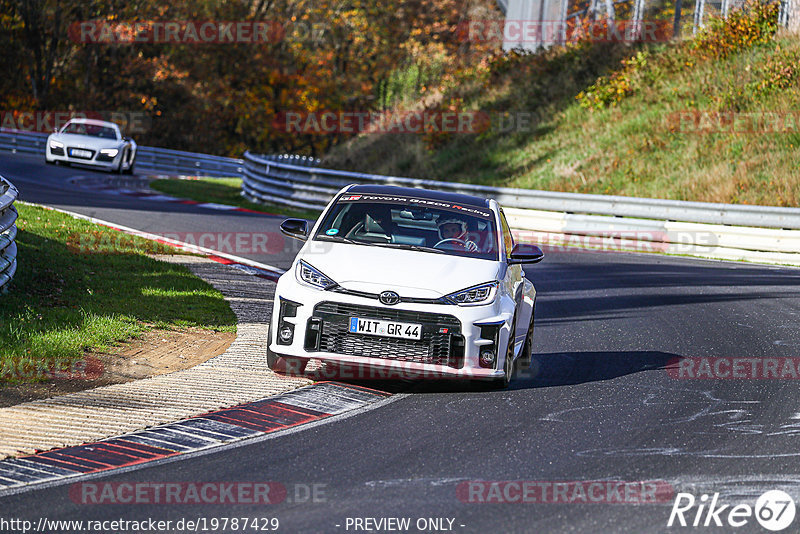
[[436, 215, 479, 252]]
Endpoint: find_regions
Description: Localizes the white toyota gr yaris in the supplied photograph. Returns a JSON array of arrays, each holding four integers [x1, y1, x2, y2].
[[268, 184, 543, 388]]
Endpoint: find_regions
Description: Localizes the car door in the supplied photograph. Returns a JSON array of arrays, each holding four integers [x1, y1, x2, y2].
[[499, 209, 528, 354]]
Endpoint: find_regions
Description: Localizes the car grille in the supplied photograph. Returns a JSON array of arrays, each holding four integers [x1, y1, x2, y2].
[[308, 302, 464, 368]]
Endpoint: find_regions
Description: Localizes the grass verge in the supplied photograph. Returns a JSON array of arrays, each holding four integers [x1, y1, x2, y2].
[[0, 203, 237, 384], [149, 177, 321, 221]]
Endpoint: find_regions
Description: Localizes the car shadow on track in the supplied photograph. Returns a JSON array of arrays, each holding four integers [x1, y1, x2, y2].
[[308, 350, 682, 395], [361, 350, 681, 394], [519, 350, 679, 388]]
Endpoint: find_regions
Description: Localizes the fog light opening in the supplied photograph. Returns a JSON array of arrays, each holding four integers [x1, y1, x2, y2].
[[479, 349, 496, 368], [278, 323, 294, 344]]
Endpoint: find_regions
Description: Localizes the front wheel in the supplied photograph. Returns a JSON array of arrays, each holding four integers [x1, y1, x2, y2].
[[490, 317, 517, 389], [267, 346, 308, 376], [116, 150, 127, 174], [122, 150, 135, 175], [515, 306, 534, 376]]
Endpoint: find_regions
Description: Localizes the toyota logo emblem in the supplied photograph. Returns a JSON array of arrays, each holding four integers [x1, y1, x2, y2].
[[379, 291, 400, 305]]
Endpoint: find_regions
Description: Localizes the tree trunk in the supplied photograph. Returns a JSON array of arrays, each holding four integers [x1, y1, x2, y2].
[[17, 0, 64, 106], [604, 0, 615, 22], [789, 0, 800, 33]]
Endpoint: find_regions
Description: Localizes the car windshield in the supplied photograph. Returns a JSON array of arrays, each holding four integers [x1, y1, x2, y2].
[[314, 194, 499, 261], [62, 123, 118, 139]]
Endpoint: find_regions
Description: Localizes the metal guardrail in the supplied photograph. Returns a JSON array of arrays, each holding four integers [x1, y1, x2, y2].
[[135, 146, 242, 177], [3, 126, 799, 267], [242, 151, 800, 230], [0, 129, 243, 177], [0, 128, 47, 156], [0, 176, 18, 293], [242, 151, 800, 265]]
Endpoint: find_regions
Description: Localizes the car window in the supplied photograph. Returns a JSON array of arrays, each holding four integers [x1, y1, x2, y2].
[[62, 123, 118, 139], [315, 195, 499, 261], [499, 209, 514, 258]]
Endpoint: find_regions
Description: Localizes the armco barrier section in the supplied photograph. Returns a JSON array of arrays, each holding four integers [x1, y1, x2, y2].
[[2, 130, 798, 266], [0, 129, 242, 177], [0, 176, 18, 292], [242, 151, 800, 266], [134, 146, 242, 177]]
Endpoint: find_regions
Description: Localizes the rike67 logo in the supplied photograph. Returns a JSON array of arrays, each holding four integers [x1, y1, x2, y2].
[[668, 490, 796, 531]]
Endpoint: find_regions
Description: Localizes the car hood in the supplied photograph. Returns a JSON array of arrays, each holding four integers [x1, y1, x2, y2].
[[50, 133, 120, 149], [299, 241, 501, 298]]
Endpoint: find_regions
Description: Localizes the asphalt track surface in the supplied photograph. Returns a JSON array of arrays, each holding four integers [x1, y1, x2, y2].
[[3, 152, 800, 533]]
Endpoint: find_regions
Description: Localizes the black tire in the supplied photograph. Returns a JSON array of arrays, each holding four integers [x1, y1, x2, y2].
[[515, 306, 535, 376], [490, 316, 517, 389], [122, 150, 135, 175], [489, 339, 513, 389], [116, 151, 126, 174], [267, 345, 308, 376]]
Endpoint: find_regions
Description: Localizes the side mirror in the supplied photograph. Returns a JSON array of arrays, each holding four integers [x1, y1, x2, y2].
[[280, 218, 309, 241], [508, 244, 544, 265], [53, 127, 58, 133]]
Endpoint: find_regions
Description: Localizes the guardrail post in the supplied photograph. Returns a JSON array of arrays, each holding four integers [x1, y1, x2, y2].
[[0, 176, 19, 294]]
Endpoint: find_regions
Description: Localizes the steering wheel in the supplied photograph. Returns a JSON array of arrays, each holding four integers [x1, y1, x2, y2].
[[434, 238, 467, 249]]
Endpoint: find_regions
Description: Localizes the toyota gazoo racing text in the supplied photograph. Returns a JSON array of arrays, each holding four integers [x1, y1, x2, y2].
[[45, 118, 137, 173], [268, 185, 544, 387]]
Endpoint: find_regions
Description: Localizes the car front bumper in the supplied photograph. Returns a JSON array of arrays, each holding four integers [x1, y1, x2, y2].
[[269, 275, 515, 380], [46, 146, 121, 169]]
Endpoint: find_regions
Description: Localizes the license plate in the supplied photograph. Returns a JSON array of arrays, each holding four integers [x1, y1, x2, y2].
[[70, 149, 92, 158], [348, 317, 421, 340]]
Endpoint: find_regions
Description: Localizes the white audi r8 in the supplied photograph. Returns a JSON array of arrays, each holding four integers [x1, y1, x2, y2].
[[45, 118, 136, 173], [268, 184, 543, 388]]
